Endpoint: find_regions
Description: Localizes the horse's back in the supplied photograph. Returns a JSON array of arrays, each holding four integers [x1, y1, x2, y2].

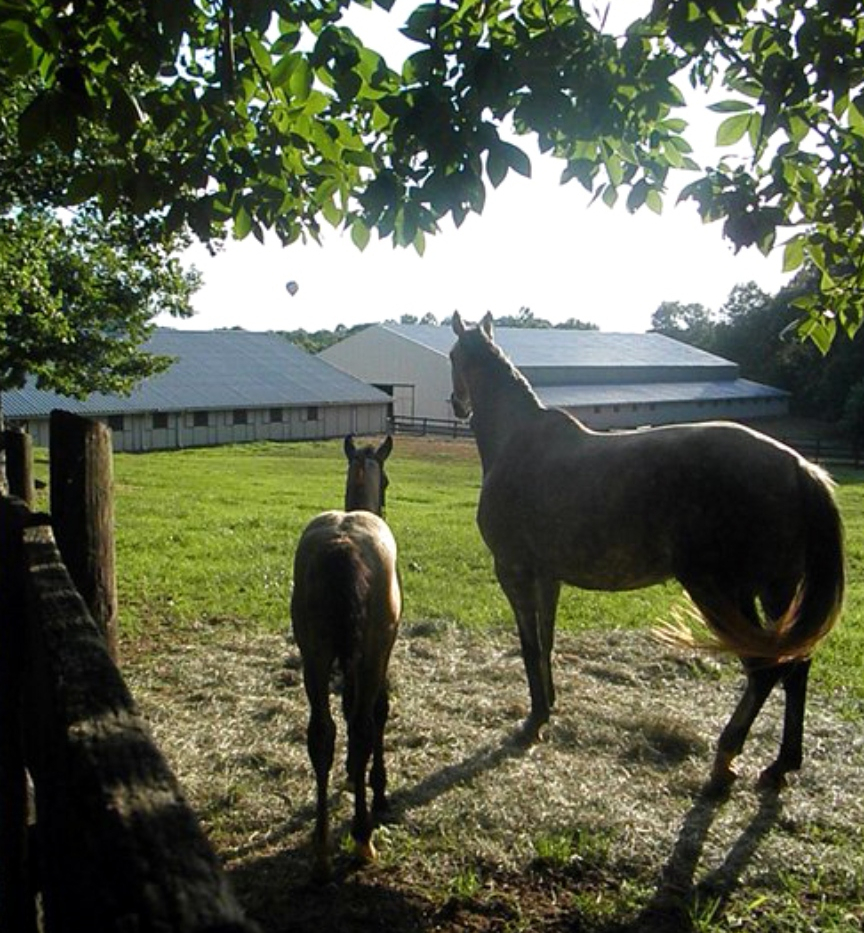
[[295, 509, 398, 573], [292, 509, 401, 640], [478, 413, 830, 591]]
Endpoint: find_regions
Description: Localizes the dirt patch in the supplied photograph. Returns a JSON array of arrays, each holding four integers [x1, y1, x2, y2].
[[124, 623, 864, 932]]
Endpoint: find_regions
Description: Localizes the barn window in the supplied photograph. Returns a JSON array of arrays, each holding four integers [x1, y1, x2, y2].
[[306, 406, 319, 422], [233, 409, 248, 425], [107, 415, 124, 432], [269, 407, 284, 423], [193, 411, 209, 428], [593, 406, 602, 414], [152, 412, 169, 430]]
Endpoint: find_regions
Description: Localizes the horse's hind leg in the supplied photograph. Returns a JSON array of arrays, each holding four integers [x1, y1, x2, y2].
[[758, 658, 811, 791], [303, 659, 337, 882], [536, 576, 562, 712], [370, 684, 390, 814], [708, 660, 784, 796], [347, 700, 377, 862], [495, 561, 553, 740]]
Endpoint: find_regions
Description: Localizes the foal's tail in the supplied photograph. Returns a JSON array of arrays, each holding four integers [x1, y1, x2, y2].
[[312, 540, 373, 673], [663, 460, 845, 662]]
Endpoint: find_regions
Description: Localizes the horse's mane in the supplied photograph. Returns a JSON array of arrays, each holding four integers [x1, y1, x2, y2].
[[462, 327, 543, 407]]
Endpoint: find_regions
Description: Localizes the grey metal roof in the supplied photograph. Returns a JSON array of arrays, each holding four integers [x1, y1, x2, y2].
[[3, 328, 390, 419], [383, 323, 736, 372], [538, 378, 789, 409]]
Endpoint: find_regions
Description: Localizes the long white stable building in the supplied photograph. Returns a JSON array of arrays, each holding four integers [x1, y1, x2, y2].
[[4, 329, 391, 452], [319, 323, 789, 429]]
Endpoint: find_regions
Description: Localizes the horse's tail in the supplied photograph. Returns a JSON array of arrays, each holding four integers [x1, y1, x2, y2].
[[660, 460, 845, 661], [312, 539, 373, 673]]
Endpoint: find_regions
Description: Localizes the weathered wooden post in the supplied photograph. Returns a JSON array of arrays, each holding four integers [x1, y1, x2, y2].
[[3, 429, 35, 508], [49, 410, 118, 661], [0, 497, 38, 933]]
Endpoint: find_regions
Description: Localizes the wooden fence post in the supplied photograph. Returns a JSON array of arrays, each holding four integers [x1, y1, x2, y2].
[[0, 497, 38, 933], [49, 410, 118, 661], [4, 429, 35, 508]]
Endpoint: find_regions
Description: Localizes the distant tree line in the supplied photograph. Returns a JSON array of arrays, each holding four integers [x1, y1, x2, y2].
[[651, 272, 864, 442], [280, 307, 597, 354]]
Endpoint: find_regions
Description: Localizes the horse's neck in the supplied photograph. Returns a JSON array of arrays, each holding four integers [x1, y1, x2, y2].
[[471, 368, 541, 473]]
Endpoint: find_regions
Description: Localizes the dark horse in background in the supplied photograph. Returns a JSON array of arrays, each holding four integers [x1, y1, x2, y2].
[[291, 435, 401, 881], [449, 312, 844, 795]]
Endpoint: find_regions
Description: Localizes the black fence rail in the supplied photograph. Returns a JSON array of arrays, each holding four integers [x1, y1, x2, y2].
[[781, 437, 863, 468], [389, 415, 474, 439]]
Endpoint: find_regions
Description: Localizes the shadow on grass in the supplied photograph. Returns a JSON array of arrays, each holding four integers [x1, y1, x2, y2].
[[387, 722, 531, 815], [226, 727, 530, 932], [228, 846, 431, 933], [626, 788, 782, 932]]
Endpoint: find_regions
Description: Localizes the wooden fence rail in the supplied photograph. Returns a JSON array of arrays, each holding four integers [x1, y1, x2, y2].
[[0, 415, 256, 933], [389, 415, 474, 439]]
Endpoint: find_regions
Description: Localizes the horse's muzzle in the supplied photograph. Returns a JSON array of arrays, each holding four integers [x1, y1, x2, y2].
[[451, 393, 471, 420]]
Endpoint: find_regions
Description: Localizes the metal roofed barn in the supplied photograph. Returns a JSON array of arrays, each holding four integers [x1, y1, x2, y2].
[[4, 329, 391, 451], [319, 324, 789, 430]]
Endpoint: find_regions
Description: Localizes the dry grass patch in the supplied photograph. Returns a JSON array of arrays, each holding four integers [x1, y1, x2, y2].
[[124, 623, 864, 932]]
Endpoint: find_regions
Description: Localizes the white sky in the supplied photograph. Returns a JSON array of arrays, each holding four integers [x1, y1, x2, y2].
[[160, 1, 789, 336]]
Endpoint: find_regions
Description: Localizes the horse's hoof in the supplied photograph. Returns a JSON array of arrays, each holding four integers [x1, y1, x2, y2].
[[515, 714, 548, 746], [354, 838, 378, 863], [757, 764, 789, 793], [702, 765, 737, 800]]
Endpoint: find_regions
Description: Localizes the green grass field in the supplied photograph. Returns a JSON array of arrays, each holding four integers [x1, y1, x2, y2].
[[86, 437, 863, 700]]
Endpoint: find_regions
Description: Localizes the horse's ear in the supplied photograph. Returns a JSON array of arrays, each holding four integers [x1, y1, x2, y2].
[[376, 435, 394, 463], [481, 312, 494, 337], [344, 434, 356, 460], [452, 311, 465, 336]]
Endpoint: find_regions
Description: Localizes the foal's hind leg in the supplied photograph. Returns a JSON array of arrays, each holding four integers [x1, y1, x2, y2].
[[346, 702, 377, 862], [370, 684, 390, 814], [758, 658, 811, 791], [303, 659, 337, 882]]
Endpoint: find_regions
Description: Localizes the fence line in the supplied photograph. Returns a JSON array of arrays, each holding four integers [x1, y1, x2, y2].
[[389, 415, 473, 439], [0, 416, 256, 933], [779, 436, 862, 468]]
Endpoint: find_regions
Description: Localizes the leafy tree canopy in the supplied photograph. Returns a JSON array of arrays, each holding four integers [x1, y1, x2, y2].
[[0, 207, 199, 395], [1, 65, 200, 397], [4, 0, 864, 350]]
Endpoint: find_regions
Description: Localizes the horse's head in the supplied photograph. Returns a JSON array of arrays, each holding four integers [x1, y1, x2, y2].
[[344, 434, 393, 514], [449, 311, 494, 420]]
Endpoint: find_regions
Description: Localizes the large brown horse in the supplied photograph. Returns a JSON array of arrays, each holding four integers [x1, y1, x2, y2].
[[449, 312, 844, 794], [291, 435, 401, 881]]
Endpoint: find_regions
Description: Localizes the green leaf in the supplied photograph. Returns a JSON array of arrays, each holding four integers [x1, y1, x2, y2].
[[234, 204, 253, 240], [351, 219, 371, 251], [782, 235, 805, 272], [850, 94, 864, 133], [645, 188, 663, 214], [289, 57, 313, 102], [715, 112, 751, 146], [626, 179, 648, 212], [321, 196, 343, 227], [501, 141, 531, 178], [708, 99, 753, 113], [487, 146, 508, 188]]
